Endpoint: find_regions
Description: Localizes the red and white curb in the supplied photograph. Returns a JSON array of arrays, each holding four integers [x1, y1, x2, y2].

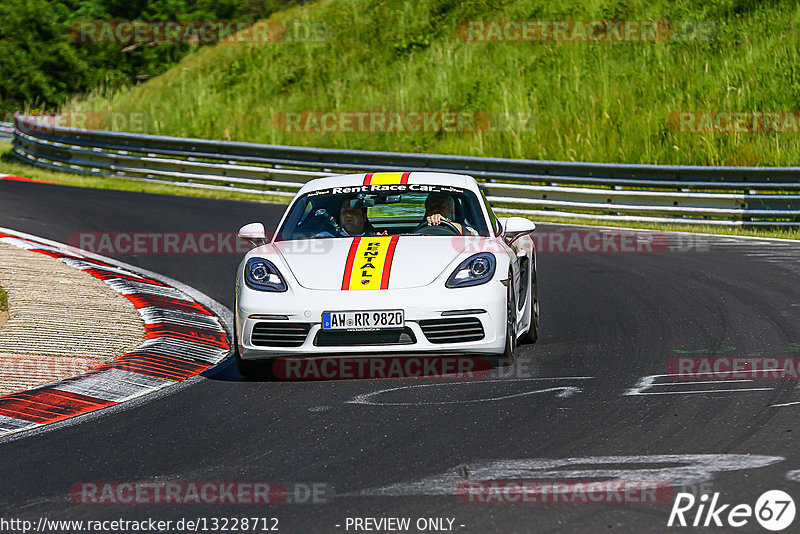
[[0, 228, 230, 437]]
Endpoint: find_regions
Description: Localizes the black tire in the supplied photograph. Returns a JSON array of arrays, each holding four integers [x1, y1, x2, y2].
[[519, 270, 539, 345], [234, 330, 270, 379], [502, 274, 517, 362]]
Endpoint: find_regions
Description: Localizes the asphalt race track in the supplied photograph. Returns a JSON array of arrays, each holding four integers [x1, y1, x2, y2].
[[2, 179, 800, 533]]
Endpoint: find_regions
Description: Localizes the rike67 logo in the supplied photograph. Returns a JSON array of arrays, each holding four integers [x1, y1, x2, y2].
[[668, 490, 796, 531]]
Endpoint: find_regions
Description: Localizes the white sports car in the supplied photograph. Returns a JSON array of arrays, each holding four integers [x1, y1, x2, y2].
[[234, 171, 538, 377]]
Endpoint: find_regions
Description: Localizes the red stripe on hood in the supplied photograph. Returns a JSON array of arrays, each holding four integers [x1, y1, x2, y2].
[[380, 236, 399, 289], [341, 237, 361, 290]]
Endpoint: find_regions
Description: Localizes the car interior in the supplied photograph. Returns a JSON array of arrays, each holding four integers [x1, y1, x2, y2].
[[277, 190, 490, 239]]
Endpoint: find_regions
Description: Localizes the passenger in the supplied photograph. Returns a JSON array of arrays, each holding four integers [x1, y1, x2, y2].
[[317, 196, 386, 237], [339, 197, 376, 236]]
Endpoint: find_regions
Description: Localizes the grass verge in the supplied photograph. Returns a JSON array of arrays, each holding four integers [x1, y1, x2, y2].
[[0, 283, 8, 330]]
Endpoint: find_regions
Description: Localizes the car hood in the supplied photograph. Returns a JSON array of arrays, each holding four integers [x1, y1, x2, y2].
[[273, 236, 476, 290]]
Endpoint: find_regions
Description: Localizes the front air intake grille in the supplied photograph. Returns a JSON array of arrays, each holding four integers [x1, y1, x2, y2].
[[314, 327, 416, 347], [419, 317, 485, 344], [251, 322, 310, 347]]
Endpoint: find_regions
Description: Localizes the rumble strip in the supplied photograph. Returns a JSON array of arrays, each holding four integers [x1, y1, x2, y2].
[[0, 228, 230, 438]]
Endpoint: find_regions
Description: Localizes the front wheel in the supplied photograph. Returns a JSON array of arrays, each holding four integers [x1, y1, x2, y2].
[[502, 275, 517, 362], [234, 330, 270, 379], [519, 271, 539, 345]]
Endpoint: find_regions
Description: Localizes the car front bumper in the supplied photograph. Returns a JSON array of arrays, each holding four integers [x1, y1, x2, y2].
[[236, 279, 508, 360]]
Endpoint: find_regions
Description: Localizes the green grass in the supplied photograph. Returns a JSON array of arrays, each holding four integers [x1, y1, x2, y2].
[[0, 285, 7, 312], [28, 0, 800, 240], [63, 0, 800, 166]]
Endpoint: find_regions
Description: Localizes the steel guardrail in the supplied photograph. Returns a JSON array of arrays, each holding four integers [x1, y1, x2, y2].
[[0, 121, 13, 141], [10, 113, 800, 226]]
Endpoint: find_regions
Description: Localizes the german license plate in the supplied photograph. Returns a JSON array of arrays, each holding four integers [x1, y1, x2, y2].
[[322, 310, 404, 331]]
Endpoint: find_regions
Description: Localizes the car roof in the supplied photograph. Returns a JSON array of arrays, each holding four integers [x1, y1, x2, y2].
[[296, 171, 479, 195]]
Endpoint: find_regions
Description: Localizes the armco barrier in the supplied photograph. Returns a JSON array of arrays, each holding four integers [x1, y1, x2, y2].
[[0, 121, 13, 141], [9, 113, 800, 226]]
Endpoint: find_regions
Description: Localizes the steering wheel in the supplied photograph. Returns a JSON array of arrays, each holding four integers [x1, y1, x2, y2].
[[313, 208, 349, 237], [411, 219, 461, 236]]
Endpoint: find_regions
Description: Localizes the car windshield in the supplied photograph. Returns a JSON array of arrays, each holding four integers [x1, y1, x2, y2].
[[275, 184, 490, 240]]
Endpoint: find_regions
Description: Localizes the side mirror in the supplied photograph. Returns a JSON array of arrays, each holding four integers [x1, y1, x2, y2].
[[238, 222, 267, 248], [501, 217, 536, 244]]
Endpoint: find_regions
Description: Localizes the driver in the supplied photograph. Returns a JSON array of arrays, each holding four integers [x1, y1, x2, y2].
[[424, 193, 478, 236]]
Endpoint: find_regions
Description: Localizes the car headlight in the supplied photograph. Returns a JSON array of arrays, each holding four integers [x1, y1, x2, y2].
[[446, 253, 496, 288], [244, 258, 287, 292]]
